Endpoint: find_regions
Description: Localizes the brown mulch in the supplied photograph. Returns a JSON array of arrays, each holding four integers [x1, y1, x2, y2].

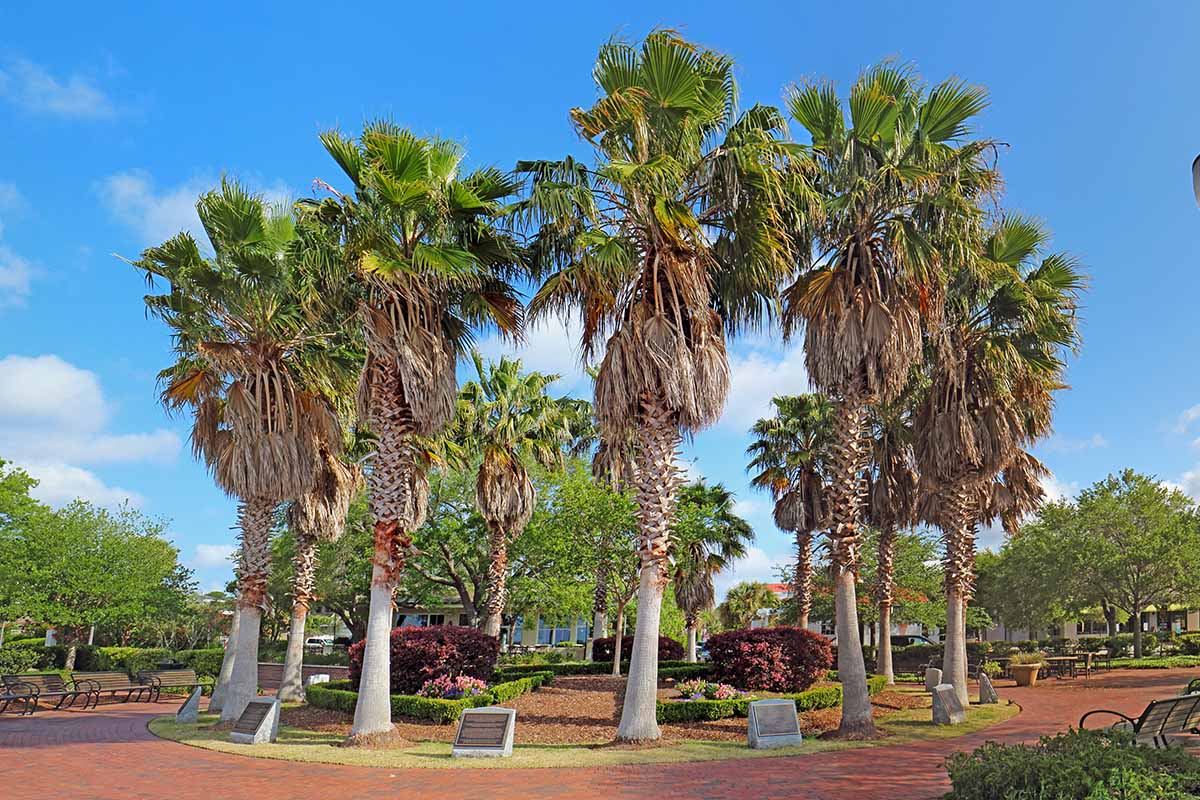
[[282, 676, 925, 746]]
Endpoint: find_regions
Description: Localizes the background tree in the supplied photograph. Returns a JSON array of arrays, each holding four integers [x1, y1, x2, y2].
[[746, 394, 832, 630], [308, 123, 523, 742], [671, 482, 752, 661], [718, 582, 779, 630], [782, 63, 994, 736], [132, 181, 347, 720], [518, 30, 792, 741]]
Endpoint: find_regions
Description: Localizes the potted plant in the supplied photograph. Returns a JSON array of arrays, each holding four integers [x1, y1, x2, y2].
[[1009, 652, 1044, 687]]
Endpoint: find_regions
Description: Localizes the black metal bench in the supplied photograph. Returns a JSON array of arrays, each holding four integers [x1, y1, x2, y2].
[[1, 673, 93, 711], [1079, 692, 1200, 749], [71, 671, 154, 708], [0, 682, 35, 716], [137, 669, 213, 702]]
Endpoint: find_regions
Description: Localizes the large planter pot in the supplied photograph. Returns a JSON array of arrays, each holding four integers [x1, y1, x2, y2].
[[1011, 664, 1041, 687]]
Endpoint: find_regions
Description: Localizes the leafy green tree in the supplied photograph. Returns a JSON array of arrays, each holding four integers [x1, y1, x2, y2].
[[671, 482, 752, 661], [718, 582, 779, 630], [518, 29, 793, 742], [308, 122, 525, 741]]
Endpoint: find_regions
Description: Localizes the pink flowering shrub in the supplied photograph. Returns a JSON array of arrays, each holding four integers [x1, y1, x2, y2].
[[417, 674, 489, 699], [706, 626, 831, 692], [675, 679, 746, 701]]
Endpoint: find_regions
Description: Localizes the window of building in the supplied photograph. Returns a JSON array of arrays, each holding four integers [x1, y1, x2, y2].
[[537, 617, 577, 645], [820, 620, 835, 636], [575, 617, 590, 643], [512, 616, 523, 644]]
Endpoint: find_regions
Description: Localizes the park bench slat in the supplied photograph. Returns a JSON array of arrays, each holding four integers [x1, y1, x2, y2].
[[1079, 692, 1200, 748], [2, 673, 94, 710], [136, 669, 213, 702], [71, 671, 154, 707]]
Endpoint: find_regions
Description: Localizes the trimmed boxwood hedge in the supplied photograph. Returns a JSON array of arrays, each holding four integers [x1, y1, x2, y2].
[[306, 670, 555, 724], [655, 674, 888, 724]]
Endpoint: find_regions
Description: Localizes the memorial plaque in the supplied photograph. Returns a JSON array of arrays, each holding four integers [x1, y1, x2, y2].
[[978, 673, 999, 705], [305, 673, 331, 687], [230, 697, 280, 744], [176, 687, 202, 724], [451, 706, 516, 758], [924, 667, 943, 693], [747, 699, 803, 749], [932, 683, 967, 725]]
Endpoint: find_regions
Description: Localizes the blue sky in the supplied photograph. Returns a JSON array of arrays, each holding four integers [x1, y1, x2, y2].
[[1, 2, 1198, 597]]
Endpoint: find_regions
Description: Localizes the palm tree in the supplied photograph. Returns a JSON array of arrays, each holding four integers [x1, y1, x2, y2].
[[781, 63, 995, 737], [745, 394, 833, 629], [915, 216, 1083, 704], [133, 180, 348, 721], [588, 428, 637, 662], [305, 123, 524, 742], [863, 402, 919, 685], [718, 582, 779, 629], [277, 445, 362, 702], [671, 482, 753, 661], [516, 30, 792, 742], [453, 353, 585, 637]]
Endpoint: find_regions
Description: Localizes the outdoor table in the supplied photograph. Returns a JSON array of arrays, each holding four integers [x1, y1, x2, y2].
[[1044, 655, 1077, 678], [1073, 651, 1095, 678]]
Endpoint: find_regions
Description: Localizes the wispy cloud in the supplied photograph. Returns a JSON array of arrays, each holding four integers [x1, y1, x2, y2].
[[192, 543, 237, 569], [0, 57, 116, 119], [1042, 433, 1109, 453], [0, 181, 32, 306]]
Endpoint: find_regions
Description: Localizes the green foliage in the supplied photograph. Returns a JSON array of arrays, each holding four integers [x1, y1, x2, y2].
[[1177, 633, 1200, 656], [944, 728, 1200, 799], [306, 672, 553, 724], [0, 644, 41, 673], [1107, 656, 1200, 670], [174, 649, 226, 678], [92, 647, 173, 674], [718, 582, 780, 630], [655, 676, 886, 724]]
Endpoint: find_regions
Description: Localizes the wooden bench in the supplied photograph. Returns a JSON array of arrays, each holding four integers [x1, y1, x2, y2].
[[1, 673, 93, 711], [1079, 692, 1200, 748], [71, 671, 154, 708], [136, 669, 213, 702], [0, 682, 36, 716]]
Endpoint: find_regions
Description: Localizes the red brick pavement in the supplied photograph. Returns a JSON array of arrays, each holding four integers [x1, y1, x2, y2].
[[1, 668, 1193, 800]]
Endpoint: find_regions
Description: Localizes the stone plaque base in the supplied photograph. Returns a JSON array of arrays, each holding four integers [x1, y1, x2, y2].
[[451, 706, 515, 758], [932, 683, 967, 725], [230, 697, 280, 745], [176, 687, 202, 724], [747, 698, 803, 749]]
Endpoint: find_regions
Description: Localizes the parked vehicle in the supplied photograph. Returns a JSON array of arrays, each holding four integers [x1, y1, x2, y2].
[[304, 636, 333, 653]]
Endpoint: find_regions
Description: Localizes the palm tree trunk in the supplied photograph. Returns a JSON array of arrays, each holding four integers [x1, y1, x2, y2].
[[221, 498, 274, 722], [480, 521, 509, 638], [615, 395, 681, 742], [587, 559, 610, 661], [940, 483, 975, 707], [685, 614, 698, 663], [795, 530, 813, 630], [824, 395, 876, 738], [611, 607, 625, 676], [350, 366, 418, 743], [208, 604, 241, 713], [279, 532, 319, 703], [875, 525, 897, 684]]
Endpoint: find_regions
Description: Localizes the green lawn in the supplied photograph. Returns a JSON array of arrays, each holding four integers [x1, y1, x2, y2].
[[1106, 656, 1200, 670], [149, 700, 1018, 770]]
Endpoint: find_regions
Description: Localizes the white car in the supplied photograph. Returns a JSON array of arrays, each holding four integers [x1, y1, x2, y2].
[[304, 636, 333, 653]]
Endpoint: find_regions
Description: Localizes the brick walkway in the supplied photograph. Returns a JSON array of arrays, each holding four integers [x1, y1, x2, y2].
[[1, 668, 1193, 800]]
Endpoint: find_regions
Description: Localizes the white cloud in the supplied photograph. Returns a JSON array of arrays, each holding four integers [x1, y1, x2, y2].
[[96, 170, 294, 249], [732, 496, 766, 519], [0, 354, 179, 507], [1040, 471, 1080, 504], [0, 181, 25, 239], [717, 343, 810, 431], [22, 462, 144, 508], [0, 245, 32, 307], [473, 313, 589, 395], [1175, 404, 1200, 433], [714, 545, 791, 600], [0, 57, 115, 119], [193, 543, 237, 569], [1042, 433, 1109, 453]]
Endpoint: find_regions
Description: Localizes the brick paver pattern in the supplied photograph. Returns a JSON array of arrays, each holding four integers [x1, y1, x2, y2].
[[1, 668, 1193, 800]]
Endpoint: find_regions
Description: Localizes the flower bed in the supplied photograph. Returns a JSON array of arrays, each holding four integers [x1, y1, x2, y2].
[[656, 674, 888, 724], [306, 670, 554, 724]]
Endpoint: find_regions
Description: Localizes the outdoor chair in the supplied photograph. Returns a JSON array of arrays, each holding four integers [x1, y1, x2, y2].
[[1, 673, 93, 711], [70, 671, 154, 708], [136, 669, 213, 702], [1079, 692, 1200, 749], [0, 682, 36, 716]]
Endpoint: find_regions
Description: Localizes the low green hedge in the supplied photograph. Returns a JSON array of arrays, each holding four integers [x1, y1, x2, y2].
[[174, 649, 225, 678], [306, 671, 555, 724], [655, 674, 887, 724], [1108, 656, 1200, 670]]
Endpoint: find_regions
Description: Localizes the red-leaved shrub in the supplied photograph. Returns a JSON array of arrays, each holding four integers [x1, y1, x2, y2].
[[591, 634, 683, 663], [705, 626, 831, 692], [348, 625, 499, 695]]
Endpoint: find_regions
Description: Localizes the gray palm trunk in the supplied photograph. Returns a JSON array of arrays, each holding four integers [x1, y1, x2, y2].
[[824, 396, 876, 737], [940, 484, 975, 707], [611, 610, 625, 676], [875, 526, 897, 684], [615, 397, 681, 742], [220, 498, 275, 722], [278, 533, 320, 703], [685, 617, 698, 663], [207, 605, 241, 714], [480, 523, 509, 638]]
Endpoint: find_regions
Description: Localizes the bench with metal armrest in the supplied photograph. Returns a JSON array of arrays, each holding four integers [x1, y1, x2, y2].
[[0, 682, 37, 716], [1079, 692, 1200, 749], [70, 671, 155, 708], [1, 673, 94, 711], [136, 669, 213, 702]]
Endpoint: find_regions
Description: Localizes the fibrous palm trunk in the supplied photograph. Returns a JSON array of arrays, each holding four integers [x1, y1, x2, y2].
[[824, 395, 876, 738], [221, 498, 275, 722], [278, 531, 319, 703], [615, 395, 681, 742], [794, 530, 814, 630], [875, 525, 897, 684], [611, 607, 625, 676], [685, 614, 699, 663], [587, 560, 609, 662], [208, 604, 241, 713], [480, 522, 509, 638], [939, 483, 975, 707], [350, 366, 417, 742]]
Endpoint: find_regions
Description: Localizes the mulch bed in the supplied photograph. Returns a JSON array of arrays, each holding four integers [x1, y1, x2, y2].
[[280, 676, 927, 745]]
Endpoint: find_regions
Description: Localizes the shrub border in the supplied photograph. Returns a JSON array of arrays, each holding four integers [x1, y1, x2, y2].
[[306, 671, 554, 724], [493, 660, 709, 681], [655, 674, 888, 724]]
